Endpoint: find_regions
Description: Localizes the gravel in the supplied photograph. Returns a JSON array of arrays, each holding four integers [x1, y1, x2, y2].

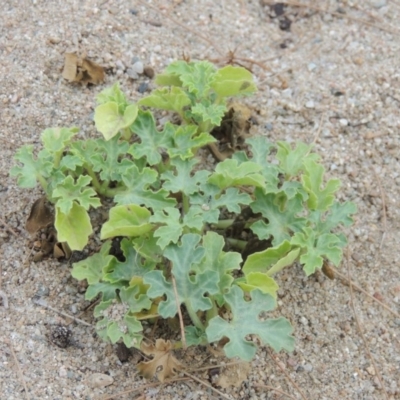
[[1, 0, 400, 399]]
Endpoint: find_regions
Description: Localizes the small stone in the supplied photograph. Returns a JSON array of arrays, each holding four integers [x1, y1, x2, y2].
[[137, 82, 149, 93], [132, 61, 144, 74], [339, 118, 348, 126], [303, 364, 313, 372], [370, 0, 387, 9], [87, 373, 114, 388], [305, 100, 315, 109], [126, 68, 138, 79], [265, 123, 273, 131], [307, 62, 317, 71], [143, 66, 155, 79], [366, 365, 376, 375], [115, 60, 125, 71], [59, 366, 68, 378]]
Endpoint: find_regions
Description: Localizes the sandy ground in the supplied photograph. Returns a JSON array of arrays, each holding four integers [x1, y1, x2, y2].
[[1, 1, 400, 399]]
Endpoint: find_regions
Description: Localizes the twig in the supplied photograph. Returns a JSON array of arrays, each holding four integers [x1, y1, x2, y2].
[[345, 248, 389, 399], [372, 169, 387, 250], [267, 348, 308, 400], [0, 216, 19, 238], [5, 338, 30, 400], [98, 377, 190, 400], [32, 298, 92, 327], [364, 131, 389, 139], [182, 370, 231, 400], [333, 269, 400, 319], [171, 273, 186, 350], [253, 383, 298, 400], [188, 360, 246, 373]]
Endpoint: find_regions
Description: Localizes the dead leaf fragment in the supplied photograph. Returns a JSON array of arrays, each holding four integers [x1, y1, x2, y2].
[[62, 52, 105, 85], [137, 339, 182, 382], [214, 362, 251, 388], [86, 373, 114, 388], [26, 197, 54, 234]]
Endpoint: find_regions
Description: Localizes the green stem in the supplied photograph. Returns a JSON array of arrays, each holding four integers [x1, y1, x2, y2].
[[182, 193, 190, 215], [36, 174, 48, 192], [212, 219, 234, 229], [226, 237, 247, 250], [205, 298, 218, 323], [186, 303, 205, 331]]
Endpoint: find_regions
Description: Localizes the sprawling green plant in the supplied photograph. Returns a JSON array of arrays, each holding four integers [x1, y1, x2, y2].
[[11, 60, 356, 362]]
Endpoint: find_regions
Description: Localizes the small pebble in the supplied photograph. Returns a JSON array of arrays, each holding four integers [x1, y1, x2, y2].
[[126, 68, 138, 80], [265, 123, 274, 131], [137, 82, 149, 93], [305, 100, 315, 109], [304, 364, 313, 372], [370, 0, 387, 8], [307, 62, 317, 71], [132, 61, 144, 74], [339, 118, 348, 126], [143, 66, 155, 79]]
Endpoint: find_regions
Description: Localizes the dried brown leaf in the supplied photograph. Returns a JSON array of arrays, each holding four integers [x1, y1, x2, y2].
[[62, 52, 105, 85], [214, 362, 251, 388], [25, 197, 54, 234], [137, 339, 182, 382], [53, 241, 72, 259]]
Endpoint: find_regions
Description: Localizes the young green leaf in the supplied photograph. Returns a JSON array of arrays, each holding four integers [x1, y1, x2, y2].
[[55, 202, 92, 250], [150, 207, 203, 249], [168, 125, 216, 160], [250, 190, 307, 245], [103, 238, 155, 283], [107, 314, 143, 348], [206, 286, 294, 361], [138, 87, 191, 114], [196, 232, 242, 297], [115, 165, 176, 211], [71, 241, 113, 284], [144, 234, 219, 319], [10, 146, 53, 189], [208, 159, 265, 189], [41, 127, 79, 155], [191, 102, 226, 127], [120, 284, 152, 314], [129, 110, 174, 165], [101, 204, 153, 239], [211, 65, 257, 97], [96, 82, 128, 107], [94, 102, 138, 140], [291, 227, 343, 275], [236, 272, 279, 298], [161, 158, 210, 196], [52, 175, 101, 214], [276, 142, 320, 178]]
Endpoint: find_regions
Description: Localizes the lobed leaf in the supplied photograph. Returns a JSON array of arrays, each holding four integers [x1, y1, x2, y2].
[[236, 272, 279, 298], [138, 87, 191, 114], [129, 110, 174, 165], [250, 190, 307, 245], [208, 159, 265, 189], [101, 204, 153, 239], [52, 175, 101, 214], [191, 102, 227, 126], [302, 160, 341, 211], [144, 234, 219, 318], [206, 286, 294, 361], [41, 127, 79, 155]]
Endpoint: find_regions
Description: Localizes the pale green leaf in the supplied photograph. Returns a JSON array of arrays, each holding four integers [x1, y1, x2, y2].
[[52, 175, 101, 214], [236, 272, 279, 298], [55, 202, 92, 251], [101, 204, 153, 239], [211, 65, 257, 97], [302, 160, 341, 211], [191, 102, 226, 126], [107, 315, 143, 348], [206, 286, 294, 361], [144, 234, 219, 318], [291, 227, 343, 275], [208, 159, 265, 189], [129, 110, 174, 165], [71, 241, 113, 284], [41, 127, 79, 154], [94, 102, 138, 140], [138, 87, 191, 113]]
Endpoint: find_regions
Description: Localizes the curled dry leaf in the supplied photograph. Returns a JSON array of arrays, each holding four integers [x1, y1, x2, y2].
[[26, 197, 54, 234], [62, 52, 105, 85], [137, 339, 182, 382], [214, 362, 251, 389]]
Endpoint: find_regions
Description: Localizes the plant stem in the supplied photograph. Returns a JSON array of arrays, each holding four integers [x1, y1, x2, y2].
[[36, 174, 48, 192], [186, 303, 205, 331], [182, 193, 190, 215], [226, 237, 247, 250], [212, 219, 234, 229]]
